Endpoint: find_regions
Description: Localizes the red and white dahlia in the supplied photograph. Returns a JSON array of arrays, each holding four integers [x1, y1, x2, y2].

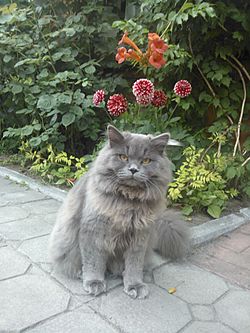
[[93, 89, 105, 106], [107, 94, 128, 117], [132, 79, 154, 102], [136, 95, 153, 106], [173, 80, 192, 98], [151, 90, 168, 107]]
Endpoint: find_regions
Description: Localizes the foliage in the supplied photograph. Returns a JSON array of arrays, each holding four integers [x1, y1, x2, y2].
[[168, 146, 239, 218], [113, 0, 250, 156], [18, 141, 87, 186], [0, 1, 124, 154]]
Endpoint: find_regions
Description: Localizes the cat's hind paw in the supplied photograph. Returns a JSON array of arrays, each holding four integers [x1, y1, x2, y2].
[[124, 282, 149, 299], [83, 279, 106, 296]]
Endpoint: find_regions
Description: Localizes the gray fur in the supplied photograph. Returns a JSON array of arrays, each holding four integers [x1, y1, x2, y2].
[[49, 125, 190, 299]]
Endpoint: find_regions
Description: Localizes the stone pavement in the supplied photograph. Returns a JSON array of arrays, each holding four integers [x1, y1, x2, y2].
[[0, 175, 250, 333]]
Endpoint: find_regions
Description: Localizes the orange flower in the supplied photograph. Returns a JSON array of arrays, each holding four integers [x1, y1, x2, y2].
[[127, 49, 142, 62], [149, 51, 166, 69], [118, 31, 142, 54], [115, 47, 128, 64], [148, 33, 161, 42], [150, 39, 168, 54]]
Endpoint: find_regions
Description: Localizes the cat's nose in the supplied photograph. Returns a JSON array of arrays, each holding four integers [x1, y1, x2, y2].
[[129, 166, 139, 174]]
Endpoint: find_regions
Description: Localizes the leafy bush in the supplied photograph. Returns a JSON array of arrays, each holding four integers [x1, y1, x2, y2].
[[0, 1, 124, 154], [168, 146, 239, 218], [19, 141, 87, 186]]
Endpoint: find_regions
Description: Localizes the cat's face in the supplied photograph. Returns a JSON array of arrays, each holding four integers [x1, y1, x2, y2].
[[94, 126, 172, 201]]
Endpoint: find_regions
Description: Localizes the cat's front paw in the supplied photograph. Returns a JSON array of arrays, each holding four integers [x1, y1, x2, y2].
[[83, 279, 106, 296], [124, 282, 149, 299]]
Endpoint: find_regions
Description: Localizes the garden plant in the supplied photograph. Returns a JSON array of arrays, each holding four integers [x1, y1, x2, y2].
[[0, 0, 249, 218]]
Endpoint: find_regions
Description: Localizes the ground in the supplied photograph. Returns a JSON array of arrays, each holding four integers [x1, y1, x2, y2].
[[0, 175, 250, 333]]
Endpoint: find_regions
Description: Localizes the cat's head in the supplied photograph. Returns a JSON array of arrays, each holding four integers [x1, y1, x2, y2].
[[93, 125, 173, 201]]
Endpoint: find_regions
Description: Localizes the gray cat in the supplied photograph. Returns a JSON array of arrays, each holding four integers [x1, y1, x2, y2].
[[49, 125, 189, 299]]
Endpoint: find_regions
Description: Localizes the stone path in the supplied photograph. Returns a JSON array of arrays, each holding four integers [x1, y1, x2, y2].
[[0, 176, 250, 333]]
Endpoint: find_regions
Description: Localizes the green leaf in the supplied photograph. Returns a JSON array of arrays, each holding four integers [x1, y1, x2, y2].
[[153, 13, 165, 20], [70, 105, 83, 117], [207, 205, 222, 218], [29, 137, 42, 147], [182, 206, 193, 216], [57, 93, 72, 104], [62, 113, 76, 127], [84, 65, 96, 74], [3, 55, 12, 63], [12, 84, 23, 94], [226, 167, 236, 179], [16, 108, 32, 114], [37, 95, 57, 110], [21, 126, 33, 136]]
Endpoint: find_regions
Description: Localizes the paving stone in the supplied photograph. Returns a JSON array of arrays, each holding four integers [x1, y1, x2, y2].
[[0, 190, 47, 206], [90, 284, 191, 333], [154, 263, 228, 304], [0, 215, 52, 240], [21, 199, 61, 215], [0, 274, 70, 331], [18, 235, 50, 263], [182, 321, 235, 333], [191, 252, 250, 289], [215, 290, 250, 332], [0, 246, 30, 280], [51, 270, 122, 296], [219, 231, 250, 253], [191, 305, 215, 321], [0, 177, 28, 193], [240, 222, 250, 235], [0, 205, 30, 223], [199, 242, 250, 272], [28, 306, 119, 333]]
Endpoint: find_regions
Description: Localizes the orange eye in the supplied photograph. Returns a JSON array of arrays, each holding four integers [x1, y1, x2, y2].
[[119, 154, 128, 161], [142, 158, 151, 165]]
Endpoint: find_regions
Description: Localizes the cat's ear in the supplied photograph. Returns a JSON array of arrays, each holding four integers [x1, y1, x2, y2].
[[107, 125, 124, 147], [151, 133, 170, 155]]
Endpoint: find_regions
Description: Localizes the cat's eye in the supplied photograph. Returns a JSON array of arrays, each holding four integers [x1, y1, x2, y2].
[[119, 154, 128, 161], [142, 158, 151, 165]]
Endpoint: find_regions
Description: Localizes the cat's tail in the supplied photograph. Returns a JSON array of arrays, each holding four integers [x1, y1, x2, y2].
[[151, 209, 190, 259]]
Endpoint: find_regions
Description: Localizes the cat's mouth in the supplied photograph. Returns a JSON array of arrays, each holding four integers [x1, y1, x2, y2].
[[118, 175, 145, 187]]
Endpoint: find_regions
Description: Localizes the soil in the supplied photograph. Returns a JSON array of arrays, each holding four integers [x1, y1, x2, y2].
[[0, 156, 249, 226]]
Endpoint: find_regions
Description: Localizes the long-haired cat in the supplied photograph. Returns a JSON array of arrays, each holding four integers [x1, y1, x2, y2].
[[49, 125, 189, 299]]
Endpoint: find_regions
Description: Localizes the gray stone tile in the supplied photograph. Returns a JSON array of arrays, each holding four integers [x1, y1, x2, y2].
[[0, 215, 52, 240], [18, 235, 50, 263], [0, 190, 47, 206], [21, 199, 61, 215], [0, 274, 70, 331], [0, 177, 28, 193], [0, 246, 30, 280], [90, 284, 191, 333], [0, 205, 30, 223], [215, 290, 250, 332], [28, 306, 119, 333], [182, 322, 235, 333], [191, 305, 215, 321], [154, 263, 228, 304]]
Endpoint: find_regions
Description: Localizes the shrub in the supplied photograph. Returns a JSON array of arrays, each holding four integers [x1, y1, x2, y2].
[[0, 1, 124, 154]]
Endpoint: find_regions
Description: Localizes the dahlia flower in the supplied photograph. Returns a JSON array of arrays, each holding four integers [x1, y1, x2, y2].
[[93, 90, 105, 106], [151, 90, 168, 107], [132, 79, 154, 102], [107, 94, 128, 117], [173, 80, 192, 98]]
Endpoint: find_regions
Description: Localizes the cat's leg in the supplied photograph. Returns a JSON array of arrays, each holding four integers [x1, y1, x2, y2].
[[79, 229, 108, 296], [123, 232, 150, 299], [107, 256, 124, 278]]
